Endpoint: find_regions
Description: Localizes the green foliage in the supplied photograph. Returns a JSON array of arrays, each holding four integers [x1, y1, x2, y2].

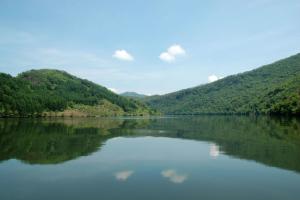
[[120, 92, 147, 99], [0, 69, 152, 117], [145, 53, 300, 115]]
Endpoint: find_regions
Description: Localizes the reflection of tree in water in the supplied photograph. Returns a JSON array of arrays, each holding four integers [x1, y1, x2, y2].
[[136, 116, 300, 173], [0, 118, 125, 164], [0, 116, 300, 174]]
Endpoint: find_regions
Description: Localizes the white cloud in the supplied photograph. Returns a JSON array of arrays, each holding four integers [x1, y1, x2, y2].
[[208, 75, 219, 82], [159, 44, 186, 62], [167, 44, 186, 56], [108, 87, 118, 93], [208, 74, 223, 83], [159, 52, 175, 62], [113, 49, 134, 61], [115, 170, 134, 181], [161, 169, 188, 184]]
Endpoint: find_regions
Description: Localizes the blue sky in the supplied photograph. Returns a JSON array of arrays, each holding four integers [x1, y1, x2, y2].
[[0, 0, 300, 94]]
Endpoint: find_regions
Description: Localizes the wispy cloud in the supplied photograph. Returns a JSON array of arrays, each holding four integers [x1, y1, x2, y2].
[[22, 47, 107, 68], [113, 49, 134, 61], [161, 169, 188, 184], [0, 29, 38, 45], [159, 44, 186, 62], [114, 170, 134, 181]]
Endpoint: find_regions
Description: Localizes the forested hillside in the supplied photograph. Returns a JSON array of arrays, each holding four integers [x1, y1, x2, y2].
[[120, 92, 147, 99], [145, 53, 300, 115], [0, 69, 153, 117]]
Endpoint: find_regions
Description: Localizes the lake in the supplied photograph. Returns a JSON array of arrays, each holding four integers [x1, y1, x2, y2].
[[0, 116, 300, 200]]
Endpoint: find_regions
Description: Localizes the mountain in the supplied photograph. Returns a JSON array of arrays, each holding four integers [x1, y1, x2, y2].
[[120, 92, 147, 99], [0, 69, 154, 117], [145, 53, 300, 115]]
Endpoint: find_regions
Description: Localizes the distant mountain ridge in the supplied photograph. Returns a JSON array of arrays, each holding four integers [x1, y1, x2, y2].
[[0, 69, 154, 117], [120, 92, 147, 99], [145, 53, 300, 115]]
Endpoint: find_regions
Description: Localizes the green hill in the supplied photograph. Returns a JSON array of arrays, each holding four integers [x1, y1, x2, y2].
[[145, 53, 300, 115], [0, 69, 153, 117], [120, 91, 147, 99]]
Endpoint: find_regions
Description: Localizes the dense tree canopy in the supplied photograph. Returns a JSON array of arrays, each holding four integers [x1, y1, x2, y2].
[[0, 69, 152, 117], [145, 53, 300, 115]]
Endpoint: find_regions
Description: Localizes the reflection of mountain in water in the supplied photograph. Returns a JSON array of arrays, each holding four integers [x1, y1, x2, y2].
[[129, 116, 300, 173], [0, 116, 300, 174], [0, 118, 124, 164]]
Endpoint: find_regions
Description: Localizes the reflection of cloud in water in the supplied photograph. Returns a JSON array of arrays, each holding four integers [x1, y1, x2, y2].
[[114, 170, 134, 181], [161, 169, 187, 184], [210, 144, 220, 158]]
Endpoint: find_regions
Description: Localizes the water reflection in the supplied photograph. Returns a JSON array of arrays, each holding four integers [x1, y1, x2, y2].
[[209, 144, 220, 158], [115, 170, 134, 181], [0, 118, 122, 164], [0, 116, 300, 173], [1, 116, 300, 200], [161, 169, 188, 184]]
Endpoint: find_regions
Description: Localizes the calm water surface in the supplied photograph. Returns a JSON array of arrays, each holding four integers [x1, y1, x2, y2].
[[0, 116, 300, 200]]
